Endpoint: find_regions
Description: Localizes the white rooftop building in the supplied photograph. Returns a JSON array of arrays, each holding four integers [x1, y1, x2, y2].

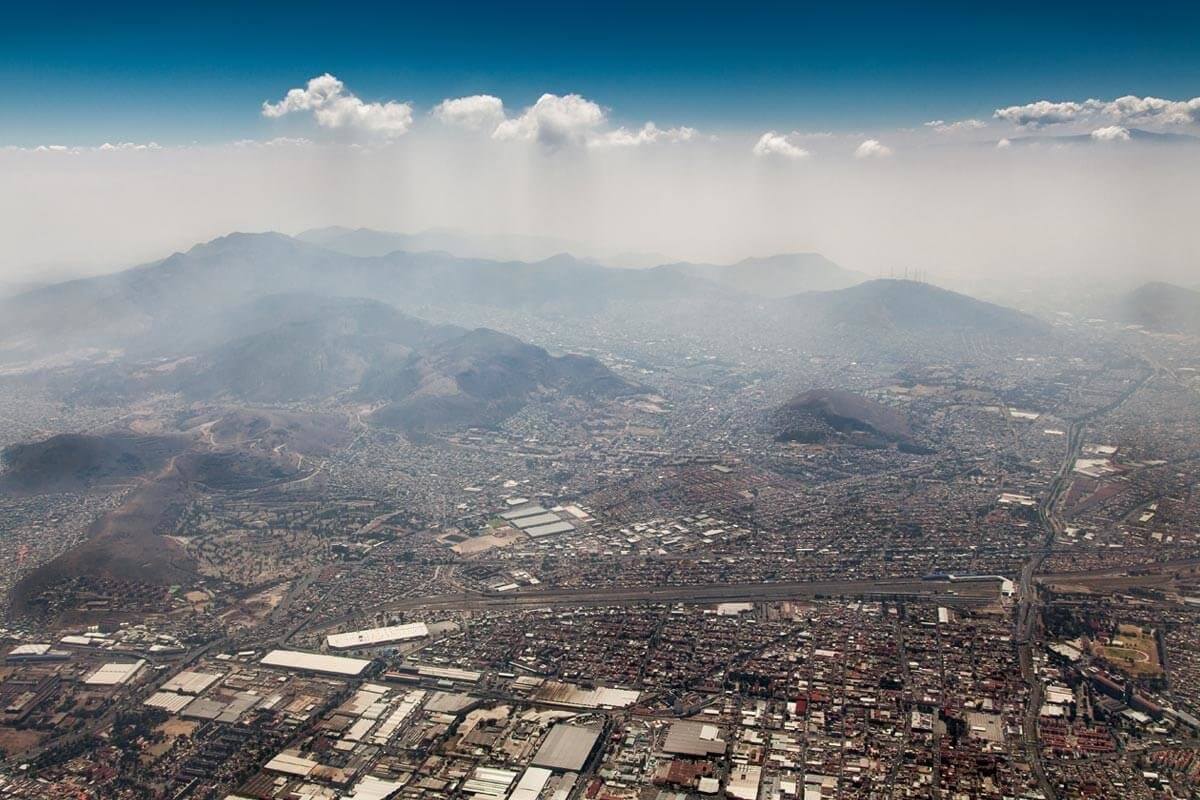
[[260, 649, 371, 677], [326, 622, 429, 651]]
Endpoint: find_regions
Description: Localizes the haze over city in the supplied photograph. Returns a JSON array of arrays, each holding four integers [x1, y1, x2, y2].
[[3, 2, 1200, 286], [1, 3, 1200, 800]]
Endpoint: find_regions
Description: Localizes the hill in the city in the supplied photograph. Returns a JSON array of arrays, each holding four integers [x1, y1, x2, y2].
[[364, 327, 638, 433], [770, 388, 916, 448], [0, 433, 187, 494], [1112, 281, 1200, 335], [789, 279, 1052, 337]]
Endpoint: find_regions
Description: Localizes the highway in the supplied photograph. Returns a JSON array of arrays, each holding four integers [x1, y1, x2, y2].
[[1016, 418, 1081, 800], [303, 576, 1003, 635], [1015, 364, 1153, 799]]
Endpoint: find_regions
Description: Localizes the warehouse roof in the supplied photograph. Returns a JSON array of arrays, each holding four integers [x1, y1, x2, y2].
[[500, 505, 548, 520], [84, 659, 145, 686], [663, 720, 727, 757], [511, 512, 564, 530], [531, 723, 602, 772], [162, 669, 223, 695], [509, 767, 553, 800], [326, 622, 429, 650], [143, 691, 192, 714], [261, 649, 371, 677], [525, 520, 576, 538], [264, 750, 318, 777]]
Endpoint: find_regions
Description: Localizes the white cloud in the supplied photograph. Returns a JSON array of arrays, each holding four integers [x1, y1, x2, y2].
[[995, 94, 1200, 129], [752, 131, 810, 159], [996, 138, 1012, 149], [262, 73, 345, 117], [262, 73, 413, 137], [432, 95, 506, 130], [484, 92, 696, 150], [593, 122, 697, 148], [854, 139, 893, 159], [6, 141, 168, 154], [232, 137, 314, 149], [98, 141, 163, 151], [1107, 95, 1200, 126], [492, 93, 607, 148], [924, 118, 987, 134], [994, 100, 1092, 128], [1091, 125, 1131, 142]]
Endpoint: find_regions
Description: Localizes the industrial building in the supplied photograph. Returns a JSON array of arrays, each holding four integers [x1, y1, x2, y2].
[[662, 720, 727, 757], [326, 622, 429, 650], [260, 649, 371, 677], [162, 669, 223, 694], [83, 659, 145, 686], [531, 723, 603, 772], [4, 643, 70, 663]]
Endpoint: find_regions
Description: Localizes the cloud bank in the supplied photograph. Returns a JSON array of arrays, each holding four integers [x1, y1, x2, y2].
[[261, 77, 697, 150], [263, 74, 413, 137], [924, 119, 987, 134], [6, 128, 1198, 291], [995, 94, 1200, 129], [5, 82, 1200, 290], [434, 91, 696, 149]]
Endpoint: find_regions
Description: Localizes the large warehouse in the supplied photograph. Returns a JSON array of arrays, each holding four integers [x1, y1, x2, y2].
[[531, 723, 603, 772], [325, 622, 429, 651], [260, 649, 371, 677], [663, 720, 727, 757]]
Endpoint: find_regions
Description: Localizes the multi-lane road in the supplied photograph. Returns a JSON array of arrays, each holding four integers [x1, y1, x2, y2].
[[301, 576, 1003, 637]]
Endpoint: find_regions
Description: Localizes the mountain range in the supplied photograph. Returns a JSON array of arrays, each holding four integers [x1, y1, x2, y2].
[[0, 232, 727, 365], [0, 230, 1071, 412], [57, 293, 639, 433], [297, 225, 674, 269], [665, 253, 867, 297]]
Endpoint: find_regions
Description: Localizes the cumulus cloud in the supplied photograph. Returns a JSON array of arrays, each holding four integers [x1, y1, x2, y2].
[[99, 141, 163, 151], [924, 118, 987, 134], [232, 137, 314, 149], [432, 94, 506, 130], [480, 92, 698, 150], [994, 100, 1091, 128], [491, 93, 607, 148], [752, 131, 811, 159], [593, 122, 697, 148], [854, 139, 893, 159], [995, 94, 1200, 129], [1091, 125, 1131, 142], [11, 142, 166, 154], [1106, 95, 1200, 126], [262, 73, 413, 137], [996, 138, 1012, 149]]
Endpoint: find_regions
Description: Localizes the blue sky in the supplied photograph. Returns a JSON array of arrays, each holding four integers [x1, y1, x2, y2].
[[4, 1, 1200, 145]]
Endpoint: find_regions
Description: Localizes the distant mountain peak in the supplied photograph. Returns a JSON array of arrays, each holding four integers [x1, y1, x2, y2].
[[789, 278, 1051, 338], [666, 252, 865, 297], [1112, 280, 1200, 335]]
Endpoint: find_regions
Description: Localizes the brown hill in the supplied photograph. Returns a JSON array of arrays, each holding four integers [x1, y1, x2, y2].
[[771, 389, 915, 447], [0, 433, 187, 495]]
